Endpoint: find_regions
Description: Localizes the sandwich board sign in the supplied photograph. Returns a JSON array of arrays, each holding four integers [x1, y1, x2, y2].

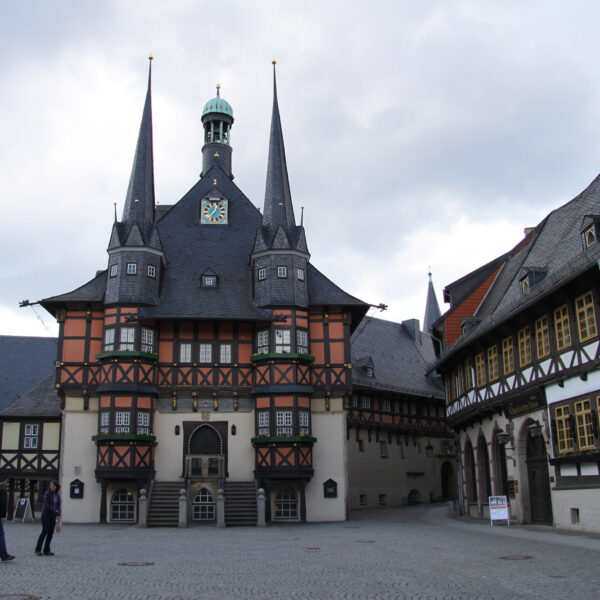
[[489, 495, 510, 526], [13, 496, 34, 523]]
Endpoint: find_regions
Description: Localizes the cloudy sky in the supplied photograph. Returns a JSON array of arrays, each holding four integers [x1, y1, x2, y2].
[[2, 1, 600, 337]]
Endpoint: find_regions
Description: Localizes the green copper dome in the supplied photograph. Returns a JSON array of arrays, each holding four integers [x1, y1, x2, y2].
[[202, 86, 233, 119]]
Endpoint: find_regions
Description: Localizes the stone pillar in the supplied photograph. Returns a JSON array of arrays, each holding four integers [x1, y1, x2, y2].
[[178, 488, 187, 528], [257, 488, 266, 527], [216, 488, 225, 528], [138, 488, 148, 528]]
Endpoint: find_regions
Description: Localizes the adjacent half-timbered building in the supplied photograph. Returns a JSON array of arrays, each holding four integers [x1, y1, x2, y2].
[[431, 174, 600, 531], [0, 336, 59, 517]]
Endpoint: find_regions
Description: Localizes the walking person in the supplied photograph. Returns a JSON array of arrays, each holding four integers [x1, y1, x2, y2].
[[35, 481, 61, 556], [0, 481, 15, 561]]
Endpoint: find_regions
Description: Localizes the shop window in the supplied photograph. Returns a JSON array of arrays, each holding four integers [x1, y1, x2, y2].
[[275, 490, 298, 520], [554, 304, 572, 350], [111, 489, 135, 521], [576, 292, 597, 342], [535, 316, 550, 358], [502, 337, 514, 374], [518, 326, 532, 367], [192, 488, 215, 521]]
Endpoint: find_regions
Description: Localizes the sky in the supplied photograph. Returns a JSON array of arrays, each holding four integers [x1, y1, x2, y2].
[[2, 1, 600, 338]]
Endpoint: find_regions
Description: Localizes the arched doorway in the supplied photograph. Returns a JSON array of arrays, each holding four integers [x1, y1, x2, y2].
[[185, 424, 226, 479], [464, 439, 477, 503], [189, 425, 222, 454], [476, 434, 492, 503], [441, 461, 457, 499], [491, 430, 509, 496], [526, 427, 552, 524]]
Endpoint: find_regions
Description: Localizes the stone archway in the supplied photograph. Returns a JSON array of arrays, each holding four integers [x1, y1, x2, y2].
[[441, 461, 457, 499]]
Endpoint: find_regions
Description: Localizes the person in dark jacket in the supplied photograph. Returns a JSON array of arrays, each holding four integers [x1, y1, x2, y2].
[[0, 482, 15, 561], [35, 481, 61, 556]]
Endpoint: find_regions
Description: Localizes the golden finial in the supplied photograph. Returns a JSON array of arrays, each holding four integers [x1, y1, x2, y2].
[[216, 83, 221, 97], [272, 60, 277, 65], [148, 55, 153, 61]]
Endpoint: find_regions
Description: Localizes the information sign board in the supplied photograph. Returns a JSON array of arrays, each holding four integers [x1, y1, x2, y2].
[[489, 495, 510, 526], [13, 496, 34, 523]]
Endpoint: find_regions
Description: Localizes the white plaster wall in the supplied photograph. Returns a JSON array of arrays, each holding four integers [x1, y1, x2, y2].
[[42, 422, 60, 450], [304, 398, 347, 522], [551, 488, 600, 532], [2, 422, 19, 448], [545, 368, 600, 404], [60, 403, 101, 523]]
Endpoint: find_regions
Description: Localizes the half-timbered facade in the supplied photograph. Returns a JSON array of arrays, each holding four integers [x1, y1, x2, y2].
[[432, 174, 600, 532]]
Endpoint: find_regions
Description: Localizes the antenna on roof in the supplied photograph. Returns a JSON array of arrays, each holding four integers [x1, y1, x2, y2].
[[301, 206, 304, 227], [114, 202, 118, 222]]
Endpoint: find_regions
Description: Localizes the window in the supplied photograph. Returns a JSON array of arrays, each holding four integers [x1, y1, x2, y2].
[[464, 358, 473, 390], [457, 365, 465, 396], [378, 494, 387, 506], [199, 344, 212, 363], [119, 327, 135, 351], [137, 411, 150, 435], [574, 399, 595, 450], [180, 343, 192, 363], [379, 441, 389, 458], [147, 265, 156, 278], [100, 411, 110, 434], [535, 316, 550, 358], [487, 346, 499, 381], [393, 400, 400, 413], [104, 328, 115, 351], [296, 329, 308, 354], [576, 292, 597, 342], [475, 353, 486, 387], [110, 264, 118, 277], [299, 411, 310, 435], [274, 329, 291, 353], [445, 374, 456, 403], [359, 494, 367, 507], [277, 266, 287, 278], [518, 327, 532, 367], [258, 411, 270, 436], [502, 337, 514, 374], [274, 490, 298, 520], [555, 405, 573, 454], [141, 328, 154, 353], [297, 267, 305, 281], [358, 439, 364, 452], [257, 330, 269, 354], [220, 344, 232, 363], [126, 263, 137, 275], [520, 276, 530, 294], [276, 411, 293, 436], [24, 424, 39, 449], [201, 275, 216, 287], [584, 224, 596, 248], [111, 490, 135, 521], [381, 399, 391, 412], [360, 396, 371, 409], [115, 411, 130, 434], [258, 267, 266, 281], [554, 304, 572, 350], [192, 489, 215, 521]]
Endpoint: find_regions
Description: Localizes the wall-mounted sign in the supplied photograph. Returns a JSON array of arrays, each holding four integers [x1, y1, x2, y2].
[[504, 392, 543, 418], [323, 479, 337, 498], [70, 479, 84, 499]]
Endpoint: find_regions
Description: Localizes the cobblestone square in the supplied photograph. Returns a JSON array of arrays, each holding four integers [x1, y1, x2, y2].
[[2, 504, 599, 600]]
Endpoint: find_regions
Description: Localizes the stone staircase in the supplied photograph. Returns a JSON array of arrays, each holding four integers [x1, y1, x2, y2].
[[224, 481, 257, 526], [147, 481, 181, 527]]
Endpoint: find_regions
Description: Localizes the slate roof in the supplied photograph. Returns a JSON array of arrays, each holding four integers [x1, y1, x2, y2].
[[352, 317, 444, 399], [424, 274, 441, 333], [0, 336, 57, 411], [0, 374, 60, 418], [432, 172, 600, 368]]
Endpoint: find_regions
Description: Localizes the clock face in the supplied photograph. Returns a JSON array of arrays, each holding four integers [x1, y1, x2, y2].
[[201, 198, 228, 224]]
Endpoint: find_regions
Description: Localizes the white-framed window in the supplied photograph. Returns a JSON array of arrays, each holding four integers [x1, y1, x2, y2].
[[100, 411, 110, 434], [274, 329, 291, 353], [360, 396, 371, 409], [350, 395, 358, 408], [297, 267, 305, 281], [258, 267, 267, 281], [202, 275, 216, 287], [257, 330, 269, 354], [115, 411, 130, 434], [276, 410, 293, 436], [141, 328, 154, 353], [277, 266, 287, 278], [274, 490, 298, 520], [119, 327, 135, 351], [147, 265, 156, 278], [192, 488, 216, 521], [380, 441, 389, 458], [180, 343, 192, 363], [381, 399, 391, 412], [393, 400, 400, 413], [137, 411, 150, 435], [258, 411, 270, 436], [220, 344, 232, 363], [111, 489, 135, 521], [299, 411, 310, 435], [296, 329, 309, 354], [24, 423, 39, 449], [126, 263, 137, 275], [199, 343, 212, 363], [104, 328, 115, 351], [110, 264, 118, 277]]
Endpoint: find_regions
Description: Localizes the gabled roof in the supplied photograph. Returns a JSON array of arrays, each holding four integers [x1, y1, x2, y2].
[[432, 172, 600, 369], [0, 374, 60, 418], [351, 317, 444, 399], [42, 271, 107, 315], [0, 336, 57, 411]]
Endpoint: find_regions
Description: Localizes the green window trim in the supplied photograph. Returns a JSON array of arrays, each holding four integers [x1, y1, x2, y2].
[[251, 435, 317, 444], [92, 433, 156, 442], [250, 352, 315, 362], [96, 350, 159, 360]]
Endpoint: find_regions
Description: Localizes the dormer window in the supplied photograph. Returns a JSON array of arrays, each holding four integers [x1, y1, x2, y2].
[[277, 266, 287, 278], [297, 268, 305, 281], [584, 224, 596, 248], [201, 273, 217, 288], [519, 269, 547, 294], [147, 265, 156, 278], [110, 264, 118, 277], [520, 276, 530, 294], [126, 263, 137, 275], [258, 267, 266, 281]]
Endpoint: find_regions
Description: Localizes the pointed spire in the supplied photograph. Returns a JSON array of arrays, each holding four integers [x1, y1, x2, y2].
[[121, 57, 155, 229], [424, 270, 441, 333], [262, 60, 295, 234]]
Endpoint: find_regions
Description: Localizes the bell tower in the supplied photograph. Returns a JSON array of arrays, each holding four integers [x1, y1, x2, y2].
[[201, 84, 234, 179]]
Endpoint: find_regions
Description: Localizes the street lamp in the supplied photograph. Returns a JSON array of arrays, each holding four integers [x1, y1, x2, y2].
[[528, 421, 543, 438]]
